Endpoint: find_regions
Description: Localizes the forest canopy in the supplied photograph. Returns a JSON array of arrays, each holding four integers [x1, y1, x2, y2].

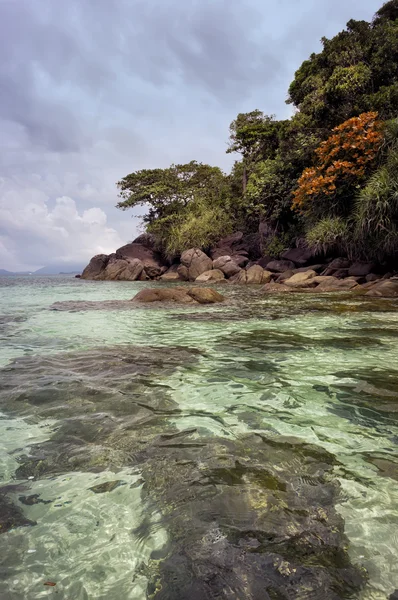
[[117, 1, 398, 262]]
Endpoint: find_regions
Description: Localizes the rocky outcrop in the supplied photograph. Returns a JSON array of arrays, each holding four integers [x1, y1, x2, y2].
[[81, 254, 109, 279], [81, 235, 166, 281], [132, 287, 225, 304], [102, 255, 145, 281], [179, 248, 213, 281], [115, 241, 165, 278]]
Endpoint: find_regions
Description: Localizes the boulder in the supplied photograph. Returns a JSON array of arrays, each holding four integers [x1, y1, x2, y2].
[[284, 270, 317, 288], [266, 259, 296, 273], [103, 257, 145, 281], [365, 279, 398, 298], [133, 287, 195, 304], [212, 256, 242, 278], [231, 254, 249, 267], [327, 257, 351, 270], [262, 282, 294, 293], [81, 254, 109, 280], [210, 232, 244, 259], [116, 242, 164, 278], [160, 265, 181, 281], [246, 265, 270, 284], [281, 247, 313, 267], [180, 248, 213, 281], [188, 288, 225, 304], [229, 270, 248, 284], [366, 273, 381, 283], [132, 287, 225, 304], [256, 256, 273, 269], [276, 270, 295, 283], [195, 269, 225, 282], [177, 264, 189, 281], [348, 262, 376, 277], [316, 277, 360, 292]]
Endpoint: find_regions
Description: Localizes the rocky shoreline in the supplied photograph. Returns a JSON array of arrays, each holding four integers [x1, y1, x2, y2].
[[79, 232, 398, 299]]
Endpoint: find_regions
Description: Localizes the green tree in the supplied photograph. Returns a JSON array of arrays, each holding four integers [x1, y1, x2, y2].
[[288, 2, 398, 127], [117, 161, 228, 225], [227, 111, 282, 192]]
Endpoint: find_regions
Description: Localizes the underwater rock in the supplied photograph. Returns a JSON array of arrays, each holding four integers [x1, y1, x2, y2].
[[141, 434, 366, 600], [89, 480, 125, 494], [132, 287, 225, 304], [0, 493, 36, 534]]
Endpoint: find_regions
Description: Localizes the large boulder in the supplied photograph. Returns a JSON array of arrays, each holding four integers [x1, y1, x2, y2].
[[116, 242, 165, 278], [348, 262, 376, 277], [132, 287, 225, 304], [266, 259, 296, 273], [230, 266, 272, 285], [210, 232, 244, 259], [133, 287, 195, 304], [316, 277, 360, 292], [180, 248, 213, 281], [102, 257, 145, 281], [195, 269, 225, 283], [212, 256, 241, 278], [284, 270, 317, 288], [365, 279, 398, 298], [81, 254, 109, 280], [281, 247, 313, 267], [246, 265, 271, 284], [188, 287, 225, 304]]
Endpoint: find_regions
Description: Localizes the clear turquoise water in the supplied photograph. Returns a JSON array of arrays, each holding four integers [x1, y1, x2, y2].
[[0, 275, 398, 599]]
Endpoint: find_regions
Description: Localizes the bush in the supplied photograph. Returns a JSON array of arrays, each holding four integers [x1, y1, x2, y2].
[[148, 199, 234, 258], [354, 148, 398, 260], [306, 217, 350, 255]]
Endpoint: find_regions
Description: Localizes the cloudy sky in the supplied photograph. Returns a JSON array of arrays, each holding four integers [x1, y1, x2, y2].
[[0, 0, 382, 271]]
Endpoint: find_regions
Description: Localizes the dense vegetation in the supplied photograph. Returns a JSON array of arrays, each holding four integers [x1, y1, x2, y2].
[[117, 1, 398, 261]]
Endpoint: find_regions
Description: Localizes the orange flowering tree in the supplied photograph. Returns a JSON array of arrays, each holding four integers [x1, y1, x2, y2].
[[292, 112, 384, 216]]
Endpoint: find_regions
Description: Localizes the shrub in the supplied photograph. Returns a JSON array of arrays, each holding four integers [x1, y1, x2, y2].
[[306, 217, 350, 255]]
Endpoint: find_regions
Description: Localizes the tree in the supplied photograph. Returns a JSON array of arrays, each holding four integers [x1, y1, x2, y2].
[[117, 161, 228, 225], [292, 112, 384, 219], [227, 111, 282, 193], [287, 2, 398, 128]]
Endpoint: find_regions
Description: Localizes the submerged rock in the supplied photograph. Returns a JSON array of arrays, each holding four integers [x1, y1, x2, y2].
[[142, 435, 366, 600], [132, 287, 225, 304], [0, 345, 366, 598], [0, 493, 36, 534]]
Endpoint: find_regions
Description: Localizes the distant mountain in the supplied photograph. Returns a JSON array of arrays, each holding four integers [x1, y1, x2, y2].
[[33, 264, 85, 275], [0, 268, 31, 276], [1, 264, 85, 276]]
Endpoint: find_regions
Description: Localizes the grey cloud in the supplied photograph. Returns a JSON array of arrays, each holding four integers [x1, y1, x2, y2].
[[0, 0, 383, 270]]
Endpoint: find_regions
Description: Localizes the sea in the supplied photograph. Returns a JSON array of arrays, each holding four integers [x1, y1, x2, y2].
[[0, 275, 397, 599]]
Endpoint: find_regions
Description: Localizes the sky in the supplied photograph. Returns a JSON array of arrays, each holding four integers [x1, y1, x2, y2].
[[0, 0, 383, 271]]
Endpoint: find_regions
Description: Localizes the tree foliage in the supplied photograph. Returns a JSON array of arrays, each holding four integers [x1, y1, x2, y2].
[[117, 161, 228, 225], [292, 112, 384, 217]]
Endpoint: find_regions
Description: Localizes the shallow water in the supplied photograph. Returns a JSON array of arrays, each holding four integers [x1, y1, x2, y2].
[[0, 275, 398, 599]]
